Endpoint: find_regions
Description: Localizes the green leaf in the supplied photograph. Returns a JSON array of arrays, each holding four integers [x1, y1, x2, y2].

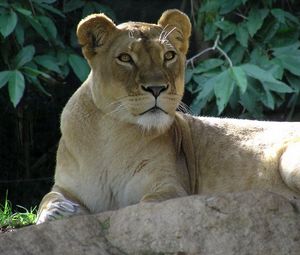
[[194, 73, 219, 99], [8, 70, 25, 107], [13, 6, 32, 16], [193, 74, 211, 91], [199, 0, 220, 13], [241, 64, 293, 93], [240, 88, 257, 114], [0, 71, 11, 89], [272, 42, 300, 55], [220, 0, 244, 14], [0, 10, 18, 37], [185, 68, 193, 84], [194, 59, 224, 74], [229, 86, 239, 109], [25, 75, 51, 96], [263, 81, 293, 93], [222, 37, 236, 53], [230, 66, 247, 93], [22, 66, 50, 79], [56, 51, 69, 65], [250, 49, 284, 79], [35, 0, 57, 3], [261, 19, 280, 43], [27, 16, 48, 41], [247, 8, 268, 37], [215, 20, 236, 39], [63, 0, 85, 13], [270, 8, 299, 26], [214, 69, 235, 114], [32, 79, 51, 96], [285, 11, 300, 25], [39, 3, 65, 17], [35, 55, 61, 73], [15, 22, 24, 45], [235, 23, 249, 47], [38, 16, 57, 39], [272, 44, 300, 76], [204, 22, 218, 41], [13, 45, 35, 69], [229, 45, 245, 65], [190, 74, 215, 113], [276, 55, 300, 76], [68, 54, 90, 82], [271, 9, 285, 23], [249, 48, 269, 66], [261, 85, 275, 110], [268, 60, 284, 80], [0, 2, 9, 7], [286, 74, 300, 92]]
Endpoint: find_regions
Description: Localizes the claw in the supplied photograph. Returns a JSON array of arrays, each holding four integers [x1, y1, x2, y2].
[[36, 200, 80, 224], [50, 201, 78, 213]]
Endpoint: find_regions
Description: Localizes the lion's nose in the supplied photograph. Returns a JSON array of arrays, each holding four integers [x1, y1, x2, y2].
[[141, 85, 168, 98]]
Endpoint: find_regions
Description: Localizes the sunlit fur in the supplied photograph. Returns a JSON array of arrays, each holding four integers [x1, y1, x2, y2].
[[37, 9, 300, 225], [137, 112, 173, 132]]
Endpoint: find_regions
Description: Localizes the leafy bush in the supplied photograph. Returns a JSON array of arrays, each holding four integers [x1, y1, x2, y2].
[[186, 0, 300, 119], [0, 0, 114, 107]]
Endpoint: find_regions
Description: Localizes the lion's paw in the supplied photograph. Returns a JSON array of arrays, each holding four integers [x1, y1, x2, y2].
[[36, 200, 79, 224]]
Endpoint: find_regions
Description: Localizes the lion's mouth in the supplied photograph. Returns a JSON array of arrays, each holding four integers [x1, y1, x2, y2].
[[140, 106, 168, 115]]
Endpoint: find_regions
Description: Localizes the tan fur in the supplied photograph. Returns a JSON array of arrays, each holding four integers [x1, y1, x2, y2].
[[36, 9, 300, 224]]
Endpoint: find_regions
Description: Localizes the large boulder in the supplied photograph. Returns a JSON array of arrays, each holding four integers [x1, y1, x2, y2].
[[1, 191, 300, 255], [0, 212, 124, 255]]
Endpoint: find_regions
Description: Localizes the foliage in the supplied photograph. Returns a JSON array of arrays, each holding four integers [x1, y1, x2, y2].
[[186, 0, 300, 119], [0, 192, 37, 229], [0, 0, 114, 107]]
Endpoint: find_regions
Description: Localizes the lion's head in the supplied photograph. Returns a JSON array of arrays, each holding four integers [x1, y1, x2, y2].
[[76, 9, 191, 131]]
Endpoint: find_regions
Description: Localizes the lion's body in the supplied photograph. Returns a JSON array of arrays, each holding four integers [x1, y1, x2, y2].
[[36, 10, 300, 224], [185, 115, 300, 198]]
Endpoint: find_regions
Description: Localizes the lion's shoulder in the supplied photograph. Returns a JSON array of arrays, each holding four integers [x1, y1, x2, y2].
[[60, 81, 100, 142]]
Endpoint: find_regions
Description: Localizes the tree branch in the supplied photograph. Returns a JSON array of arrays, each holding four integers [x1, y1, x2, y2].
[[186, 34, 233, 68]]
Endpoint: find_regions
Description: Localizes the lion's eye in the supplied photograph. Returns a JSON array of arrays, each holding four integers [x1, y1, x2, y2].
[[164, 51, 176, 61], [117, 53, 133, 63]]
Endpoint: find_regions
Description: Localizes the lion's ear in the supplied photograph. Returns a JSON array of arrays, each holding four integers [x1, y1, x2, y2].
[[77, 14, 116, 59], [158, 9, 191, 55]]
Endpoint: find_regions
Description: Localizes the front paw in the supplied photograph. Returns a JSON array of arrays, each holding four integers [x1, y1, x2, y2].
[[36, 200, 80, 224]]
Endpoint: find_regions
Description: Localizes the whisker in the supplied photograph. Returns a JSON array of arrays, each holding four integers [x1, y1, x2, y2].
[[159, 25, 170, 42], [105, 95, 131, 107], [162, 27, 176, 42], [158, 26, 177, 50], [101, 95, 132, 114], [177, 101, 192, 114], [102, 103, 126, 119]]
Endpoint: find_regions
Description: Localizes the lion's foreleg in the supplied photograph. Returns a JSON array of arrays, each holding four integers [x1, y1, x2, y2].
[[140, 182, 188, 203], [279, 141, 300, 193], [36, 186, 89, 224]]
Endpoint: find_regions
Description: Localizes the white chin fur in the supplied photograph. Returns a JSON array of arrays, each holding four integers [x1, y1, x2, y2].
[[137, 112, 173, 132]]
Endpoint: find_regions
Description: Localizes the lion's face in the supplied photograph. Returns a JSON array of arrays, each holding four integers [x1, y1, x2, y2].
[[77, 10, 191, 131]]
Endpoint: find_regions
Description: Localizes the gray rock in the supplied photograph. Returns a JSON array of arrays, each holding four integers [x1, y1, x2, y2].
[[101, 191, 300, 255], [0, 213, 125, 255], [1, 191, 300, 255]]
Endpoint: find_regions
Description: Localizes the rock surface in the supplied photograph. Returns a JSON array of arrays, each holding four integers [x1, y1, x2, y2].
[[1, 191, 300, 255]]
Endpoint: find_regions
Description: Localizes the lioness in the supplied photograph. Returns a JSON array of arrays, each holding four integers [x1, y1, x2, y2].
[[36, 9, 300, 224]]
